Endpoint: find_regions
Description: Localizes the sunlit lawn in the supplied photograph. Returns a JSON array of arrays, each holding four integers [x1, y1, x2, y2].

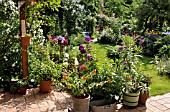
[[91, 43, 170, 96]]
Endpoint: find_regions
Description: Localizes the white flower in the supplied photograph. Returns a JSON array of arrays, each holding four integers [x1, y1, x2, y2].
[[31, 79, 35, 82], [75, 58, 79, 66]]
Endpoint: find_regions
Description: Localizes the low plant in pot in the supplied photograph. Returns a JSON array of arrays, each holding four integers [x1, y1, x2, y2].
[[89, 63, 124, 112], [139, 83, 150, 105], [17, 79, 29, 95], [138, 75, 151, 105]]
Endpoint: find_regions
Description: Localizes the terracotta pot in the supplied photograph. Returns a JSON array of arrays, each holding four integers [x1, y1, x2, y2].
[[139, 91, 149, 105], [19, 87, 27, 95], [21, 36, 31, 45], [73, 95, 90, 112], [40, 81, 52, 93]]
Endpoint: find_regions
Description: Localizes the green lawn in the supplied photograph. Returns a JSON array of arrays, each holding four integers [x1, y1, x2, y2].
[[90, 43, 170, 96]]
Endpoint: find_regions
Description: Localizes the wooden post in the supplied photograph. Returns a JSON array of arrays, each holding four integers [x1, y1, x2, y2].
[[20, 2, 28, 78], [20, 0, 40, 78]]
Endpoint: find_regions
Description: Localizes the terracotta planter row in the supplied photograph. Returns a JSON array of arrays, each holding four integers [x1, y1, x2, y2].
[[10, 80, 52, 95]]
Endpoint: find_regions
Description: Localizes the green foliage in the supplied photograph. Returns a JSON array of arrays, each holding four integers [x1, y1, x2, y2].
[[134, 0, 170, 33], [28, 41, 62, 83], [89, 63, 124, 100], [17, 79, 28, 88], [0, 0, 21, 86]]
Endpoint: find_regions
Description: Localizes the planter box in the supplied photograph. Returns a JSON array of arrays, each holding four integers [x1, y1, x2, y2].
[[90, 99, 116, 112]]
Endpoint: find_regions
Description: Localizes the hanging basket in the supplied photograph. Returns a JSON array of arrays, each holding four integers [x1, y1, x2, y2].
[[123, 92, 140, 107], [73, 95, 90, 112], [21, 36, 31, 45]]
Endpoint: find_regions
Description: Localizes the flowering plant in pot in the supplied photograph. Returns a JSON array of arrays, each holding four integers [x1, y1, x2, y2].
[[28, 41, 62, 93], [107, 35, 144, 107], [89, 63, 124, 112], [60, 44, 97, 112]]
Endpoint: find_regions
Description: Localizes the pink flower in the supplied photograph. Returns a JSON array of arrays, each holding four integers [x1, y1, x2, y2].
[[64, 39, 68, 45], [140, 39, 145, 43], [80, 65, 86, 72], [118, 46, 124, 51]]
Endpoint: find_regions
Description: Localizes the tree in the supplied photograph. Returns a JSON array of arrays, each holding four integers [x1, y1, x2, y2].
[[135, 0, 170, 34]]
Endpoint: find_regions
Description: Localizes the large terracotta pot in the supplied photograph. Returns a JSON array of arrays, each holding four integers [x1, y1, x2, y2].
[[123, 92, 140, 107], [73, 95, 90, 112], [139, 91, 149, 105], [40, 81, 52, 93]]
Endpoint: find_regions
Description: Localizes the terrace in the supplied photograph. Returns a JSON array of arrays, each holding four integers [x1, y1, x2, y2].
[[0, 88, 170, 112]]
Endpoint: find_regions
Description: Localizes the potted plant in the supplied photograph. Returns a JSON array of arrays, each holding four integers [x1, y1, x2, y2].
[[139, 83, 150, 105], [17, 79, 29, 95], [28, 41, 62, 93], [60, 44, 97, 112], [89, 63, 124, 112], [108, 35, 144, 107], [138, 75, 151, 105]]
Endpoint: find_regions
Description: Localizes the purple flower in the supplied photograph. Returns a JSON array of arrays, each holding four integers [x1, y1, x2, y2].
[[86, 54, 92, 60], [80, 49, 86, 53], [56, 35, 65, 43], [118, 46, 124, 51], [79, 44, 84, 50], [85, 36, 91, 42], [122, 61, 127, 65]]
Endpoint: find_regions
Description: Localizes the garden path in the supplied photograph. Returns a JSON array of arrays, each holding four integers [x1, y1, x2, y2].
[[0, 87, 170, 112]]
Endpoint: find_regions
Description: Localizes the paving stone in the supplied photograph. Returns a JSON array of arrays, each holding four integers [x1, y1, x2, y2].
[[143, 109, 153, 112], [153, 104, 168, 111], [39, 106, 50, 112], [162, 98, 170, 103], [38, 101, 48, 107], [27, 108, 40, 112], [27, 103, 38, 109], [163, 103, 170, 108], [155, 99, 167, 104], [149, 101, 161, 106], [148, 106, 161, 112], [164, 109, 170, 112]]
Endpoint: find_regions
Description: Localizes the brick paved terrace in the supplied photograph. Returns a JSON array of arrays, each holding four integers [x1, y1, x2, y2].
[[0, 87, 170, 112]]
